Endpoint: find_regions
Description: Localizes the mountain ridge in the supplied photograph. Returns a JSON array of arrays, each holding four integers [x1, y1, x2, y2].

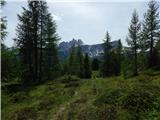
[[58, 39, 119, 59]]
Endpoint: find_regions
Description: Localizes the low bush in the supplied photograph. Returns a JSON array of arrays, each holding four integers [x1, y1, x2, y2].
[[94, 89, 124, 107], [7, 107, 37, 120], [11, 92, 28, 103], [38, 95, 55, 110], [76, 106, 117, 120], [56, 75, 80, 83], [122, 88, 155, 115]]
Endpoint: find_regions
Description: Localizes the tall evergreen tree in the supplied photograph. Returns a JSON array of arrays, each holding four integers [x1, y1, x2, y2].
[[0, 0, 7, 41], [142, 0, 160, 68], [68, 46, 78, 75], [114, 39, 122, 75], [76, 45, 84, 78], [84, 53, 91, 78], [15, 0, 60, 84], [92, 58, 99, 71], [101, 31, 112, 77], [126, 10, 141, 76], [45, 13, 61, 79], [14, 6, 34, 83]]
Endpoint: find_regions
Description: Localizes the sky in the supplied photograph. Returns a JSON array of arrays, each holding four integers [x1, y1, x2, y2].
[[2, 0, 151, 47]]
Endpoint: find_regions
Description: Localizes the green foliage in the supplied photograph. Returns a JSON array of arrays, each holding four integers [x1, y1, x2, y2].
[[7, 107, 37, 120], [101, 31, 112, 77], [68, 46, 79, 75], [84, 53, 92, 78], [101, 33, 122, 77], [14, 1, 61, 84], [94, 89, 124, 107], [122, 89, 155, 113], [142, 0, 160, 68], [66, 46, 92, 78], [92, 58, 99, 70], [0, 0, 7, 41], [126, 10, 141, 76], [2, 73, 160, 120], [1, 45, 20, 82], [56, 75, 80, 83], [11, 92, 28, 103], [122, 57, 135, 79]]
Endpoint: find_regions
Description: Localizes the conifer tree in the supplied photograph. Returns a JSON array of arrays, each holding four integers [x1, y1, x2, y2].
[[114, 39, 122, 75], [0, 0, 7, 41], [68, 46, 77, 75], [14, 5, 34, 83], [15, 0, 60, 84], [101, 31, 112, 77], [76, 45, 84, 78], [84, 53, 91, 78], [92, 58, 99, 71], [126, 10, 141, 76], [142, 0, 160, 68]]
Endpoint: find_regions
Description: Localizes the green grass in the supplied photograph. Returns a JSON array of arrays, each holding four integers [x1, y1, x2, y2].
[[2, 71, 160, 120]]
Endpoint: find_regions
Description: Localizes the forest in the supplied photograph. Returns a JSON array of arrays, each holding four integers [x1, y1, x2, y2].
[[1, 0, 160, 120]]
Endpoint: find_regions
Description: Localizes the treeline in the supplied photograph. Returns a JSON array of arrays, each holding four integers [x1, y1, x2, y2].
[[62, 46, 92, 78], [125, 0, 160, 76], [101, 0, 160, 77], [1, 0, 160, 85]]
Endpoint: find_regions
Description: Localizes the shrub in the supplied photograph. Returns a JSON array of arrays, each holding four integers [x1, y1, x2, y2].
[[94, 89, 124, 107], [122, 88, 155, 114], [77, 106, 117, 120], [38, 95, 55, 110], [7, 107, 37, 120], [11, 92, 28, 103], [56, 75, 81, 88], [56, 75, 80, 83]]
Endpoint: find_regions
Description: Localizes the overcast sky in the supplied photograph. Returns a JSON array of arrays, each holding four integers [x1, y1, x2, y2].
[[2, 0, 151, 47]]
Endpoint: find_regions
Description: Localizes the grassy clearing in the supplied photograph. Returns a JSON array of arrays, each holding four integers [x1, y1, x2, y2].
[[2, 72, 160, 120]]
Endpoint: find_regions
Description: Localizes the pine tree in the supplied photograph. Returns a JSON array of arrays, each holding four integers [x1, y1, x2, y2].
[[114, 39, 122, 75], [126, 10, 141, 76], [101, 31, 112, 77], [84, 53, 91, 78], [14, 6, 34, 83], [76, 45, 84, 78], [15, 0, 60, 84], [138, 29, 148, 69], [45, 13, 61, 79], [142, 0, 160, 68], [92, 58, 99, 71], [68, 46, 78, 75], [0, 0, 7, 41]]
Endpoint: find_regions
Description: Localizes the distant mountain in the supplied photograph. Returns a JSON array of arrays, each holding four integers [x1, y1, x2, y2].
[[58, 39, 119, 60]]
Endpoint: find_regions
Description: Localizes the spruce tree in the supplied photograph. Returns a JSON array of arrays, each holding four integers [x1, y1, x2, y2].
[[15, 0, 60, 84], [92, 58, 99, 71], [142, 0, 160, 68], [45, 13, 61, 79], [84, 53, 91, 78], [0, 0, 7, 41], [126, 10, 141, 76], [68, 46, 78, 75], [114, 39, 122, 75], [101, 31, 112, 77], [76, 45, 84, 78], [14, 6, 34, 83]]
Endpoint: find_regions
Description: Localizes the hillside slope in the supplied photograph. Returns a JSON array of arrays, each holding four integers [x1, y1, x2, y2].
[[2, 71, 160, 120]]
